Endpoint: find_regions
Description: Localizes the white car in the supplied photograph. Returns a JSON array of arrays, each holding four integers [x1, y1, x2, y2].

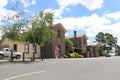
[[109, 52, 116, 56], [105, 52, 116, 57], [0, 48, 21, 59]]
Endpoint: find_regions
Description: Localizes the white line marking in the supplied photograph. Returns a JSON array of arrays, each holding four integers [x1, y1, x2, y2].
[[4, 70, 46, 80]]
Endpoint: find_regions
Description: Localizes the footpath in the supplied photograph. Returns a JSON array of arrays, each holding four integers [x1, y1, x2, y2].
[[0, 58, 42, 64]]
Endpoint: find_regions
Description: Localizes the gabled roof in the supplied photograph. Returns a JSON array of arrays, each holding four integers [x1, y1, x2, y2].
[[67, 34, 88, 39], [88, 42, 100, 46], [77, 34, 88, 39], [52, 23, 67, 32]]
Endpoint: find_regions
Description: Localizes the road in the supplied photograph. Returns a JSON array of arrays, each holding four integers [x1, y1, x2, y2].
[[0, 57, 120, 80]]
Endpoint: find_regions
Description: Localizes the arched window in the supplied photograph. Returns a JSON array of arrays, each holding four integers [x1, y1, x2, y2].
[[33, 45, 36, 54], [57, 30, 61, 38]]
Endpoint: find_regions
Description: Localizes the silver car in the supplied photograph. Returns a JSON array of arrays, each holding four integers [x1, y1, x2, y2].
[[0, 48, 21, 59], [105, 52, 116, 57]]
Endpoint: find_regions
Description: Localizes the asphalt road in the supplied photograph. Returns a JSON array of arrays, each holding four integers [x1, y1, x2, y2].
[[1, 57, 120, 80]]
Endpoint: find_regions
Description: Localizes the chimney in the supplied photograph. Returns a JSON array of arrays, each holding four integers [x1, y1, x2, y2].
[[74, 31, 77, 38]]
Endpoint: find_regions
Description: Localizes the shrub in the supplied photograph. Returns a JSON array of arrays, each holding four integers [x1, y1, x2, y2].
[[69, 53, 75, 58], [69, 52, 84, 58], [78, 55, 84, 58]]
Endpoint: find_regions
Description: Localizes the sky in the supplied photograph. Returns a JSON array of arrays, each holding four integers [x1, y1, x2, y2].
[[0, 0, 120, 44]]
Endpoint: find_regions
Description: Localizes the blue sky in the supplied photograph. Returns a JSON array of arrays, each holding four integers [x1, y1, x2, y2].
[[0, 0, 120, 44]]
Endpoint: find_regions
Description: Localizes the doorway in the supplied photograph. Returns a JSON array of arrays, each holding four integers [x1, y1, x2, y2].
[[14, 44, 17, 51]]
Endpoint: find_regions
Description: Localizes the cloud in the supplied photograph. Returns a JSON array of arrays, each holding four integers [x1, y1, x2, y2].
[[0, 0, 36, 19], [45, 0, 104, 19], [104, 11, 120, 21], [57, 0, 104, 11], [31, 0, 36, 5], [52, 0, 104, 19], [0, 0, 8, 8], [20, 0, 36, 8], [80, 0, 104, 11], [44, 8, 63, 19], [54, 14, 111, 32], [0, 0, 8, 16], [0, 0, 9, 22], [20, 0, 31, 8]]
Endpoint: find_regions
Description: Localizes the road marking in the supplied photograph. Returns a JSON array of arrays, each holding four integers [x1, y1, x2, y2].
[[4, 70, 46, 80]]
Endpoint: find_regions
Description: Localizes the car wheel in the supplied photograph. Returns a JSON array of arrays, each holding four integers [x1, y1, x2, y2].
[[16, 55, 20, 59], [0, 54, 4, 59]]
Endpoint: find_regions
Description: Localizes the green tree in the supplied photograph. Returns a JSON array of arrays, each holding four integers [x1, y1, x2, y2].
[[25, 11, 54, 46], [1, 1, 29, 42], [96, 32, 105, 44], [96, 32, 118, 56], [65, 38, 74, 55], [115, 45, 120, 56], [24, 11, 55, 60], [96, 32, 106, 56]]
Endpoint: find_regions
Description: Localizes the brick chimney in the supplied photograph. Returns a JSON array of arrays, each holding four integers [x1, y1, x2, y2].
[[74, 31, 77, 38]]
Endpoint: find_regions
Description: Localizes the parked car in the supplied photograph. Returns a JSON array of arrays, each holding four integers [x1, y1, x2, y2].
[[105, 52, 116, 57], [0, 48, 21, 59]]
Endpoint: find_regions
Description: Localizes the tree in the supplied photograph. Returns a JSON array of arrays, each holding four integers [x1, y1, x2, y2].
[[96, 32, 118, 56], [65, 38, 74, 55], [115, 45, 120, 56], [24, 11, 55, 60], [24, 11, 55, 46], [96, 32, 106, 56], [96, 32, 105, 44], [1, 1, 29, 42]]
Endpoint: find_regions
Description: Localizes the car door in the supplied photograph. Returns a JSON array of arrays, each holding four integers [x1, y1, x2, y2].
[[4, 48, 10, 57]]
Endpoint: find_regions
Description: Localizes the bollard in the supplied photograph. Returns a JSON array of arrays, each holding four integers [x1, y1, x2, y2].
[[23, 52, 25, 62], [33, 52, 35, 61], [10, 51, 13, 62]]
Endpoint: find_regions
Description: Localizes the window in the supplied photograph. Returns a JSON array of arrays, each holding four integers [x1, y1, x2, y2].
[[79, 39, 82, 48], [24, 44, 29, 53], [79, 39, 82, 44], [87, 46, 91, 51], [83, 37, 86, 44], [33, 45, 36, 54], [5, 49, 9, 52], [57, 30, 61, 38], [10, 49, 13, 52]]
